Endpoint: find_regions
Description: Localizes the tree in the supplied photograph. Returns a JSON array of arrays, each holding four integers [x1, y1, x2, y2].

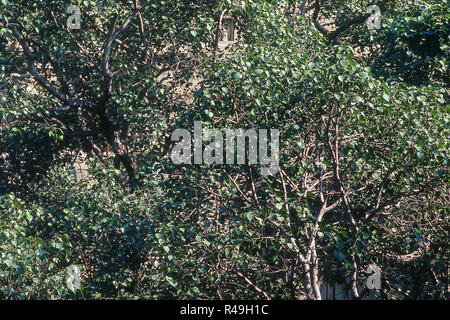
[[0, 0, 448, 300]]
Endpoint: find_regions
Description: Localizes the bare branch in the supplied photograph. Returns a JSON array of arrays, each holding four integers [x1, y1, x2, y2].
[[235, 271, 271, 300]]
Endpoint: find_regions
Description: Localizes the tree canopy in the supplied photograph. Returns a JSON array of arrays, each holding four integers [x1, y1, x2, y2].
[[0, 0, 448, 299]]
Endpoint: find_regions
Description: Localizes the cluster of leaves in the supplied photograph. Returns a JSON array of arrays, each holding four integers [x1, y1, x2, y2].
[[368, 0, 449, 86]]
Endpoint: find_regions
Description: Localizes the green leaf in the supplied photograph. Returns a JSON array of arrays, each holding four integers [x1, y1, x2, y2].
[[231, 72, 242, 81]]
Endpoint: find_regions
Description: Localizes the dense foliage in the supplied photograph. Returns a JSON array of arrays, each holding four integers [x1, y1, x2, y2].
[[0, 0, 448, 299]]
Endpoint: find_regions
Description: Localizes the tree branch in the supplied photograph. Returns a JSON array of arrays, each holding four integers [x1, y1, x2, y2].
[[9, 25, 95, 111]]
